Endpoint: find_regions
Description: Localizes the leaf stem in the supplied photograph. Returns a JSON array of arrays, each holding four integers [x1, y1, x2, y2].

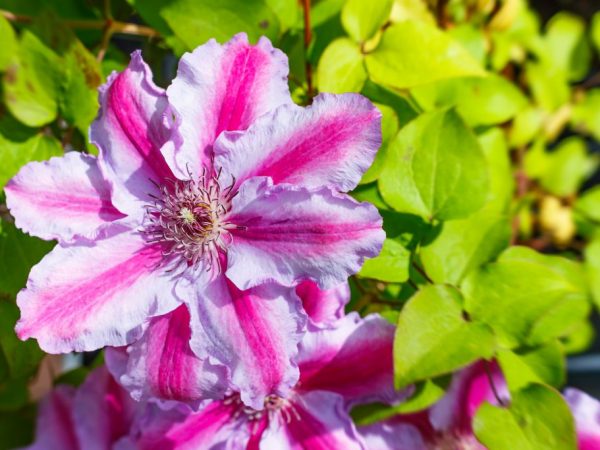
[[412, 261, 433, 284], [301, 0, 314, 100], [0, 9, 159, 38]]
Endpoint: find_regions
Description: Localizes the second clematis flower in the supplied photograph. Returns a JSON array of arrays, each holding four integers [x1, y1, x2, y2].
[[5, 34, 384, 407]]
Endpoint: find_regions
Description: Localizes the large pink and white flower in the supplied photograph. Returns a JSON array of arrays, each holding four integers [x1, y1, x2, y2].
[[360, 362, 600, 450], [104, 280, 350, 407], [115, 313, 399, 450], [23, 366, 135, 450], [5, 33, 384, 406]]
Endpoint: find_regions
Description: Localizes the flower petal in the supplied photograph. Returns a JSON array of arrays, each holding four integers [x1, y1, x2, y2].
[[91, 51, 173, 217], [73, 366, 136, 450], [16, 225, 180, 353], [215, 93, 381, 192], [106, 304, 228, 404], [564, 388, 600, 449], [24, 386, 79, 450], [429, 361, 507, 434], [184, 275, 306, 410], [128, 401, 247, 450], [296, 280, 350, 328], [5, 153, 124, 242], [297, 313, 398, 405], [358, 421, 428, 450], [260, 391, 365, 450], [227, 178, 384, 290], [164, 33, 291, 178]]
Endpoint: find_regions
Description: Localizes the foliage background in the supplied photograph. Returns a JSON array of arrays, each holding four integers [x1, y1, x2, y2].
[[0, 0, 599, 448]]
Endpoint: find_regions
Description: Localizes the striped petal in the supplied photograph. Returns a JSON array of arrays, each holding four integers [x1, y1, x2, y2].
[[106, 304, 228, 404], [5, 153, 123, 242], [227, 178, 384, 290], [91, 51, 174, 217], [164, 33, 291, 178], [297, 313, 398, 405], [16, 225, 180, 353], [564, 388, 600, 449], [296, 280, 350, 328], [184, 275, 306, 410], [214, 93, 381, 193]]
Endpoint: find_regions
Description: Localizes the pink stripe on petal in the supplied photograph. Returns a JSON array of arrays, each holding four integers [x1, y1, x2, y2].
[[214, 93, 381, 193], [16, 225, 180, 353], [108, 304, 228, 404], [227, 179, 384, 290], [164, 33, 291, 179], [184, 275, 306, 410], [564, 388, 600, 449], [24, 386, 79, 450], [296, 280, 350, 328], [91, 51, 173, 217], [297, 313, 398, 405], [6, 153, 124, 242], [260, 391, 364, 450]]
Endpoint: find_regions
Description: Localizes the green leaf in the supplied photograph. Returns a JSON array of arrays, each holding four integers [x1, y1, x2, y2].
[[0, 405, 35, 449], [0, 221, 54, 298], [575, 186, 600, 222], [365, 20, 485, 89], [497, 341, 565, 392], [3, 31, 61, 127], [584, 238, 600, 310], [592, 12, 600, 55], [0, 124, 63, 189], [525, 61, 569, 112], [539, 137, 597, 197], [389, 0, 435, 25], [463, 246, 590, 348], [510, 106, 544, 147], [543, 12, 590, 82], [317, 38, 366, 94], [0, 299, 44, 381], [379, 108, 489, 221], [341, 0, 393, 43], [160, 0, 280, 50], [447, 24, 486, 65], [361, 103, 399, 184], [478, 128, 514, 212], [394, 284, 495, 389], [0, 15, 17, 71], [265, 0, 300, 30], [474, 384, 577, 450], [411, 75, 527, 127], [420, 209, 511, 285], [359, 238, 410, 282], [571, 89, 600, 141]]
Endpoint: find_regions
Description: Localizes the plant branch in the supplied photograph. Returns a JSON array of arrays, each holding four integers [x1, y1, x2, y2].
[[301, 0, 314, 100], [0, 9, 159, 38], [412, 261, 433, 284]]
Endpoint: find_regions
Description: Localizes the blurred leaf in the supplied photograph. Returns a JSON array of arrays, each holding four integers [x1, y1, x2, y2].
[[543, 12, 590, 82], [539, 137, 597, 197], [411, 75, 527, 127], [510, 106, 544, 147], [365, 20, 485, 89], [585, 238, 600, 310], [478, 128, 514, 212], [0, 404, 36, 449], [561, 319, 595, 355], [359, 238, 409, 282], [265, 0, 300, 31], [497, 341, 565, 392], [341, 0, 393, 43], [379, 108, 489, 221], [464, 247, 590, 348], [360, 80, 419, 125], [394, 284, 495, 389], [525, 61, 569, 112], [3, 31, 61, 127], [389, 0, 434, 24], [317, 38, 366, 94], [0, 125, 63, 189], [361, 103, 399, 184], [311, 0, 345, 27], [0, 221, 54, 298], [447, 24, 486, 65], [161, 0, 279, 49], [0, 15, 17, 72], [420, 210, 511, 285], [571, 89, 600, 141], [592, 12, 600, 55], [474, 384, 577, 450]]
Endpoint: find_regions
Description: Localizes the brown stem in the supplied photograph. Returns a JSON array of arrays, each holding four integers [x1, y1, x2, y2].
[[412, 261, 433, 284], [301, 0, 314, 100], [0, 9, 159, 38], [96, 0, 114, 62], [436, 0, 450, 28]]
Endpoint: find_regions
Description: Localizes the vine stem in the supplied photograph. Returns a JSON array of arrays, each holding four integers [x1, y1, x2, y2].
[[301, 0, 314, 100], [0, 9, 159, 38]]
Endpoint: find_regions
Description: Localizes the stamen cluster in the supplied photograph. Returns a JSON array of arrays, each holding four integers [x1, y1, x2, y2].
[[144, 169, 238, 271]]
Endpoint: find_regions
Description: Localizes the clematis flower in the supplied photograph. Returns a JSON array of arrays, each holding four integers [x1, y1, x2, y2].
[[360, 362, 600, 450], [105, 280, 350, 406], [5, 34, 384, 406], [115, 313, 399, 450], [23, 366, 135, 450]]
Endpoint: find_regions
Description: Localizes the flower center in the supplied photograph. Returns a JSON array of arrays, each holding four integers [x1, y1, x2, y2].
[[144, 169, 238, 271], [225, 394, 300, 423]]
